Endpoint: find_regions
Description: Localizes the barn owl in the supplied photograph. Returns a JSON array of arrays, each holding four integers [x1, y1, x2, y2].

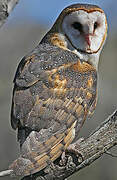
[[9, 3, 107, 177]]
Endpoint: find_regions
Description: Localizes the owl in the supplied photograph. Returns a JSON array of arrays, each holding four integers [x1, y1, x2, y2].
[[9, 3, 107, 177]]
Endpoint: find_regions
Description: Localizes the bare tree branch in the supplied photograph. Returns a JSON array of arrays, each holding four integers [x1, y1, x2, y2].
[[0, 0, 19, 27], [0, 170, 13, 177]]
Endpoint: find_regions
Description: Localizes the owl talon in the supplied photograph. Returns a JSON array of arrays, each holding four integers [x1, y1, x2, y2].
[[44, 160, 56, 173], [59, 152, 67, 166], [65, 138, 85, 163]]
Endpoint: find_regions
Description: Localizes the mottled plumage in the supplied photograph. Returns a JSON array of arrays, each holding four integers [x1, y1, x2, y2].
[[9, 3, 107, 177]]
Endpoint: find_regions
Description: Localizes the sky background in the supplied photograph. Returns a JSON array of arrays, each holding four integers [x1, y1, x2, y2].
[[7, 0, 116, 31]]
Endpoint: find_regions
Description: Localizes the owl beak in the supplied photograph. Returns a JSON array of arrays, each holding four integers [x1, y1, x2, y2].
[[84, 34, 91, 47]]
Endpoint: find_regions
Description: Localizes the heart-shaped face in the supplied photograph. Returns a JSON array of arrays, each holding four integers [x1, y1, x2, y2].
[[62, 9, 107, 54]]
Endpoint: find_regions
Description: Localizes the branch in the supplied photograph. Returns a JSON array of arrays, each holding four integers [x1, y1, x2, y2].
[[0, 0, 20, 28], [0, 110, 117, 179], [0, 170, 13, 177]]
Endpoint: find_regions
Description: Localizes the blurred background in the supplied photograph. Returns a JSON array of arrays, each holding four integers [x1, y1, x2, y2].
[[0, 0, 117, 179]]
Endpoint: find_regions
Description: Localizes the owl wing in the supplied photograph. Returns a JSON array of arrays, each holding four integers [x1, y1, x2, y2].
[[11, 43, 80, 140], [10, 43, 97, 176]]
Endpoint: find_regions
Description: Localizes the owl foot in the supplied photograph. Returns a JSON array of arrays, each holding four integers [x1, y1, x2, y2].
[[65, 137, 84, 164], [59, 151, 67, 166]]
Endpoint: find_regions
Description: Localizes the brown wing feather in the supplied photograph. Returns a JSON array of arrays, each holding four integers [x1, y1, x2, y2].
[[11, 44, 79, 131], [10, 43, 97, 176]]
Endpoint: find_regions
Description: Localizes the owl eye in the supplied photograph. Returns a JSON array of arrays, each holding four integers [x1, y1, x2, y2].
[[94, 22, 99, 30], [72, 22, 83, 32]]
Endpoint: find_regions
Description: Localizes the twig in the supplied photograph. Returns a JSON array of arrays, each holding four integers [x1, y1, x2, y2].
[[105, 151, 117, 158], [0, 169, 13, 177], [0, 0, 20, 27], [7, 0, 19, 14]]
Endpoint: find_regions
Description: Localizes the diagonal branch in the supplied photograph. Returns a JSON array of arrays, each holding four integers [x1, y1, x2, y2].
[[0, 0, 20, 27]]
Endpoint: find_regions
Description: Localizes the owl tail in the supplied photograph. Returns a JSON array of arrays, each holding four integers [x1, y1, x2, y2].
[[9, 142, 64, 177], [8, 123, 75, 177], [9, 152, 59, 177], [9, 136, 64, 177]]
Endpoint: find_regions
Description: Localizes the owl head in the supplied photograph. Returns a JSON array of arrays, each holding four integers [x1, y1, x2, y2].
[[41, 4, 108, 68], [52, 4, 107, 53]]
